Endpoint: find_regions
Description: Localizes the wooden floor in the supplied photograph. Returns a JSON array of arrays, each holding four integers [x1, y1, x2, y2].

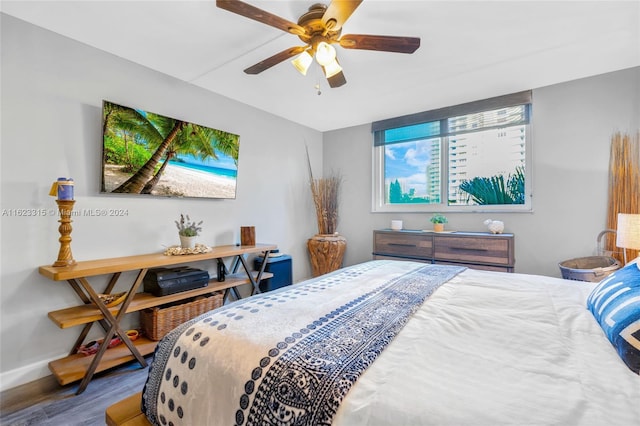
[[0, 357, 151, 426]]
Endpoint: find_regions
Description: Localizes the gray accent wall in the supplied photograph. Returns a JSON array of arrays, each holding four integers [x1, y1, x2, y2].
[[324, 67, 639, 277]]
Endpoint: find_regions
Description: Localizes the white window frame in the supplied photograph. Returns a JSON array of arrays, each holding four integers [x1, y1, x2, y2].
[[371, 91, 533, 213]]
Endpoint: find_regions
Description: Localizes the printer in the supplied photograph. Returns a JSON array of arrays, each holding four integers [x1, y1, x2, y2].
[[143, 266, 210, 296]]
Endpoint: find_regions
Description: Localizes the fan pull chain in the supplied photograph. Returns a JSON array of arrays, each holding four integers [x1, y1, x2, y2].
[[313, 65, 322, 95]]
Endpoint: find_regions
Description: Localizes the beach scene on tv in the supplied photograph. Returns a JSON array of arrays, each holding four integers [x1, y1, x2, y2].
[[101, 100, 240, 199]]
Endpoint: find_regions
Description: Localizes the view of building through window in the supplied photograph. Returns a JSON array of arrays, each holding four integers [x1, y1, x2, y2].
[[448, 123, 526, 205], [382, 105, 527, 208], [385, 138, 441, 204]]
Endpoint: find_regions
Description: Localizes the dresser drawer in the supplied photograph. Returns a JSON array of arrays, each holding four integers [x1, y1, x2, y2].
[[434, 260, 512, 273], [374, 232, 433, 259], [433, 236, 512, 266], [375, 254, 431, 263]]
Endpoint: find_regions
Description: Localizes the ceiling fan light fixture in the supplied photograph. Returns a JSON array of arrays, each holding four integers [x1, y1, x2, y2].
[[291, 50, 313, 75], [323, 58, 342, 78], [315, 41, 336, 66], [218, 0, 420, 89]]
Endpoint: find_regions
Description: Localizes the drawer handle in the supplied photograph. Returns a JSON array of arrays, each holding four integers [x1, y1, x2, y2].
[[388, 243, 417, 248], [450, 246, 488, 251]]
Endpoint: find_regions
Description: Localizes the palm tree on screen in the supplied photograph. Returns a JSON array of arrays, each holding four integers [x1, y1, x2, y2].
[[141, 125, 239, 194], [111, 117, 185, 194], [105, 102, 239, 194]]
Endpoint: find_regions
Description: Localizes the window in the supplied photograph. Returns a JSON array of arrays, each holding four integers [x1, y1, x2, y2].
[[372, 91, 532, 213]]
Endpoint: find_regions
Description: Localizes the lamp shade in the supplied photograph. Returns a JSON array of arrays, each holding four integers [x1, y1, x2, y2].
[[322, 59, 343, 78], [291, 50, 313, 76], [616, 213, 640, 249], [315, 42, 336, 66]]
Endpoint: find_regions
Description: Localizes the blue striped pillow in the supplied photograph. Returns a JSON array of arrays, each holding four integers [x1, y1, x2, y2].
[[586, 260, 640, 374]]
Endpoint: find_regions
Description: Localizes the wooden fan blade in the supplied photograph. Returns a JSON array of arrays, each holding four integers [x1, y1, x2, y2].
[[217, 0, 306, 36], [327, 70, 347, 88], [244, 46, 306, 74], [322, 0, 363, 31], [339, 34, 420, 53]]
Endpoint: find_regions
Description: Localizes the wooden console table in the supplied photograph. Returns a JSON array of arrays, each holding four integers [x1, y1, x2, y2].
[[39, 243, 276, 394]]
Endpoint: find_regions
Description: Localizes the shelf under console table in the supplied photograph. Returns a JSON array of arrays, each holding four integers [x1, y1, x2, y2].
[[39, 243, 277, 394], [373, 230, 515, 272]]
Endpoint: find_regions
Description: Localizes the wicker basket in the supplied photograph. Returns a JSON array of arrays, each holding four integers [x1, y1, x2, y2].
[[558, 256, 622, 282], [140, 292, 223, 340]]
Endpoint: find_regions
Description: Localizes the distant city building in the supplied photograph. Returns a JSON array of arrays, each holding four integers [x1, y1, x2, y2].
[[386, 107, 526, 205], [425, 139, 440, 203]]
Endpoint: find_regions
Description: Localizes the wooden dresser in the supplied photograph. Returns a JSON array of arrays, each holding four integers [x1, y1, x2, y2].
[[373, 230, 515, 272]]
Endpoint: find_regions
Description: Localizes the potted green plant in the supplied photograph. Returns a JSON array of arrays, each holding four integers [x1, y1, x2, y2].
[[429, 214, 448, 232], [175, 214, 203, 248]]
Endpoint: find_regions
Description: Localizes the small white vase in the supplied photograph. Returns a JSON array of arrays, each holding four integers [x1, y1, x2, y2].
[[179, 235, 196, 249]]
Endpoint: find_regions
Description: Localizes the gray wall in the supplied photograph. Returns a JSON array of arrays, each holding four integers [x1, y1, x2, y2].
[[324, 67, 639, 276], [0, 14, 321, 390]]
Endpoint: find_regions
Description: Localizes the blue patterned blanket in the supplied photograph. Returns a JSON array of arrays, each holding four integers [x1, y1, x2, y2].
[[142, 260, 465, 425]]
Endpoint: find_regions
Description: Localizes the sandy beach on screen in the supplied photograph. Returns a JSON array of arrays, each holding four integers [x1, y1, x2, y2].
[[104, 163, 236, 198]]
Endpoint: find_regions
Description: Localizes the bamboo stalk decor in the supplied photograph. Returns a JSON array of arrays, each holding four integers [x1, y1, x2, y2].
[[606, 132, 640, 262]]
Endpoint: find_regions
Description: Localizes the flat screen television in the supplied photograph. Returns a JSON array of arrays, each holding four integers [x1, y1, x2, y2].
[[101, 100, 240, 199]]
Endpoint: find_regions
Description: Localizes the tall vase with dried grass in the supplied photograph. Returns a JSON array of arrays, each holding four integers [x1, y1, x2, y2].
[[306, 149, 347, 277], [605, 132, 640, 262]]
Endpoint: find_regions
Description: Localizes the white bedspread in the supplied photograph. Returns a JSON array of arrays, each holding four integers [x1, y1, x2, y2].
[[334, 266, 640, 426], [142, 261, 640, 426]]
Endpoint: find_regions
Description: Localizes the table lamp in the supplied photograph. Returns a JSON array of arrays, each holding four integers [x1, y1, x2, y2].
[[616, 213, 640, 264]]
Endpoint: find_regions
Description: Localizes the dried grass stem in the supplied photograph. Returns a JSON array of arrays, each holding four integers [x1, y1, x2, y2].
[[307, 145, 342, 235], [310, 175, 342, 234], [606, 131, 639, 261]]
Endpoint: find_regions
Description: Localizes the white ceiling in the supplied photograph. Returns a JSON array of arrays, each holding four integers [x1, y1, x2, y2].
[[2, 1, 639, 132]]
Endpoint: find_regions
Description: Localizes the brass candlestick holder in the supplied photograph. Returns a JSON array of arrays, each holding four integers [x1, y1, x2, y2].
[[53, 199, 76, 267]]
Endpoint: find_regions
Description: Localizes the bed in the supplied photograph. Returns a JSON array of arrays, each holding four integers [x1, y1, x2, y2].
[[107, 259, 640, 426]]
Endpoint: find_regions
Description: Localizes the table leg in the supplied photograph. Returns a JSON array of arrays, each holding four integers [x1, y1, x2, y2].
[[103, 272, 122, 294], [69, 324, 92, 356], [230, 256, 240, 273], [67, 275, 120, 354], [73, 270, 148, 394], [110, 270, 148, 361], [238, 250, 271, 296]]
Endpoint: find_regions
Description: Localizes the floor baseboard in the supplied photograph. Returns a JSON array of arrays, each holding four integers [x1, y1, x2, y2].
[[0, 373, 60, 415], [0, 357, 151, 425]]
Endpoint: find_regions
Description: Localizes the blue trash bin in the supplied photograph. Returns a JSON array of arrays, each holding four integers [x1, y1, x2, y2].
[[254, 253, 293, 292]]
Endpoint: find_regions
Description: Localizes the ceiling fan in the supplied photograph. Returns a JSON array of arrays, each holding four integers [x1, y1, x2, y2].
[[216, 0, 420, 88]]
